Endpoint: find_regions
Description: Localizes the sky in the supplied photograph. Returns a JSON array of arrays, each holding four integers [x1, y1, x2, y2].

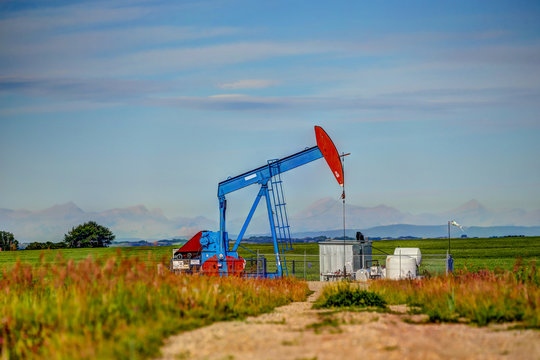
[[1, 0, 540, 223]]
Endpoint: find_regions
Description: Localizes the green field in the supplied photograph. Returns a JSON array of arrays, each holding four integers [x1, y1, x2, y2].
[[369, 236, 540, 270], [1, 236, 538, 272]]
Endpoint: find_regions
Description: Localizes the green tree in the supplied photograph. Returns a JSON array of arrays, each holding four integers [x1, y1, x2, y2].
[[64, 221, 115, 248], [0, 231, 19, 251]]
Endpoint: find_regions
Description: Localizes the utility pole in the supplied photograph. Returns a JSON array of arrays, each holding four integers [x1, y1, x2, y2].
[[342, 151, 346, 278]]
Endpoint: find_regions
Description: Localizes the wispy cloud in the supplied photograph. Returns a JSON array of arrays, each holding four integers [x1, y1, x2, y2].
[[152, 87, 540, 113], [1, 26, 239, 61], [2, 73, 537, 116], [0, 76, 169, 101], [217, 79, 280, 89]]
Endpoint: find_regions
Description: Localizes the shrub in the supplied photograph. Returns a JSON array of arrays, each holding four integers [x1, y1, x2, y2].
[[315, 282, 386, 309]]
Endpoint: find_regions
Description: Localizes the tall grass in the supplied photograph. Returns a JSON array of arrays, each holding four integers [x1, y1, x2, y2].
[[1, 253, 309, 359], [369, 259, 539, 327]]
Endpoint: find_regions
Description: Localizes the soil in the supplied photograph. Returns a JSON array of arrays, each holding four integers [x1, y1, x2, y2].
[[156, 281, 540, 360]]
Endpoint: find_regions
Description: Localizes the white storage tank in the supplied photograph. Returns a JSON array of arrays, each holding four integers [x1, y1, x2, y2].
[[393, 247, 422, 266], [386, 255, 417, 280]]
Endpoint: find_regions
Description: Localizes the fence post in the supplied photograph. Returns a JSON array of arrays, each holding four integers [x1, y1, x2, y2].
[[257, 249, 259, 278], [292, 260, 295, 276], [304, 249, 307, 279], [445, 249, 448, 276]]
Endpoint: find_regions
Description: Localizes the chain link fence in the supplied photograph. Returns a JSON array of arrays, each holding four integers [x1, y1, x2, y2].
[[240, 252, 450, 280], [171, 250, 451, 280]]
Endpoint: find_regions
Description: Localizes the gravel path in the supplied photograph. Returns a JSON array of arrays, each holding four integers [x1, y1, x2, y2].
[[156, 281, 540, 360]]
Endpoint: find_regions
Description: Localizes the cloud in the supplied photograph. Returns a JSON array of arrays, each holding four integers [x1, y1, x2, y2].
[[69, 41, 344, 77], [0, 3, 148, 34], [1, 25, 239, 63], [439, 44, 540, 67], [218, 79, 280, 89], [0, 76, 168, 101], [152, 86, 540, 113], [2, 73, 538, 117]]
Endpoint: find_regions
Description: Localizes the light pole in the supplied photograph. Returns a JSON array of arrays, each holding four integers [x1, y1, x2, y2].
[[448, 220, 464, 255], [448, 220, 451, 253]]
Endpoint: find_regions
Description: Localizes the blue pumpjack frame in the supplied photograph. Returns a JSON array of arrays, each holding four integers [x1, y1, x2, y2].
[[215, 146, 323, 277]]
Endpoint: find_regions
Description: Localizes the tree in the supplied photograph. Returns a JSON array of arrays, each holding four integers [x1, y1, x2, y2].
[[0, 231, 19, 251], [64, 221, 115, 248]]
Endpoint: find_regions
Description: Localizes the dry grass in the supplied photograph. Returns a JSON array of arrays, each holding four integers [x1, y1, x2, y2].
[[0, 253, 309, 359], [369, 259, 539, 327]]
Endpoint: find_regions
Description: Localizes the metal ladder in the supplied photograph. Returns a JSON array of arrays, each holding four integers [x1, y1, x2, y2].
[[267, 160, 294, 258]]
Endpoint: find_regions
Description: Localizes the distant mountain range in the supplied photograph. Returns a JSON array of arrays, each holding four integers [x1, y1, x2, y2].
[[290, 197, 540, 231], [1, 199, 539, 242], [293, 225, 540, 239], [0, 202, 215, 243]]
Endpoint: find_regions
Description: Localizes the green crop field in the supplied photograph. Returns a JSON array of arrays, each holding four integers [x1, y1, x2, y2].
[[237, 236, 539, 270], [368, 236, 540, 270], [1, 236, 538, 272], [0, 246, 173, 268]]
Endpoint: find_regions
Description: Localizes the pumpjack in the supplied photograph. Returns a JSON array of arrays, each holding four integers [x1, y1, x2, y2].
[[172, 126, 345, 277]]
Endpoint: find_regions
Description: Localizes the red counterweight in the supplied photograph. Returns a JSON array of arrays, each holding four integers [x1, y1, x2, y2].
[[315, 126, 344, 187]]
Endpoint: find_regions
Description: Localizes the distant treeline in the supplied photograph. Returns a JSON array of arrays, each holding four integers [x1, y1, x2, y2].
[[25, 241, 68, 250], [110, 239, 186, 247], [243, 235, 330, 243]]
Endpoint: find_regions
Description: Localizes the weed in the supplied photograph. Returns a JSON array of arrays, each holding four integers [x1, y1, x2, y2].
[[306, 317, 342, 334], [265, 318, 287, 325], [281, 338, 300, 346]]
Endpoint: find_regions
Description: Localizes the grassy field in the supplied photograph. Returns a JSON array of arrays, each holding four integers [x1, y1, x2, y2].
[[1, 255, 309, 359], [317, 263, 540, 328], [369, 236, 540, 270], [1, 236, 538, 272], [0, 237, 538, 359], [0, 246, 174, 269], [237, 236, 539, 272]]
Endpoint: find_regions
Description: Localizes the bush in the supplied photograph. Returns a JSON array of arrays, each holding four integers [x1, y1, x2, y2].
[[315, 282, 387, 309]]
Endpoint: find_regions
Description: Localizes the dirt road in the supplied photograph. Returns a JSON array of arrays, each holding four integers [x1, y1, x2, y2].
[[157, 282, 540, 360]]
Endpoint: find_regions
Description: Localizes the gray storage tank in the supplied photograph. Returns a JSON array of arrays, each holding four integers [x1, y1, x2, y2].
[[318, 237, 372, 281]]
